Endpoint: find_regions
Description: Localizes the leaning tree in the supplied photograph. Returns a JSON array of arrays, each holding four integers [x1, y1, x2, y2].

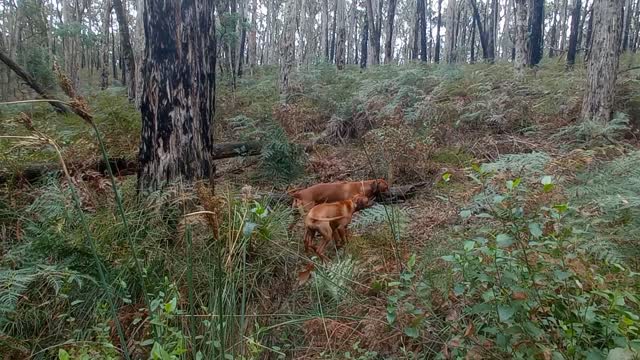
[[137, 0, 216, 191]]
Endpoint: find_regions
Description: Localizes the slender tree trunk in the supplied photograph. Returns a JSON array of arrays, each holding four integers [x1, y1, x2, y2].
[[446, 0, 458, 63], [412, 0, 420, 59], [111, 20, 117, 80], [235, 0, 246, 77], [249, 0, 258, 73], [280, 0, 297, 93], [469, 0, 493, 62], [330, 0, 337, 62], [501, 0, 514, 58], [549, 2, 559, 57], [365, 0, 381, 65], [581, 0, 623, 123], [322, 0, 329, 59], [435, 0, 443, 62], [529, 0, 544, 65], [560, 0, 569, 50], [336, 0, 347, 68], [470, 16, 476, 62], [360, 9, 369, 68], [113, 0, 136, 101], [584, 0, 595, 58], [621, 0, 632, 50], [419, 0, 428, 61], [567, 0, 582, 67], [515, 0, 530, 76], [101, 0, 112, 90], [134, 0, 144, 108], [138, 0, 216, 191], [384, 0, 397, 63]]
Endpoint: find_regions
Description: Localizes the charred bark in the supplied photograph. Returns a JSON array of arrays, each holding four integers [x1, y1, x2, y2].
[[529, 0, 544, 65], [138, 0, 216, 191]]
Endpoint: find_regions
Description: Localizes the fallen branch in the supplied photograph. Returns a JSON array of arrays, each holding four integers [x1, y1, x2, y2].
[[0, 48, 69, 113], [1, 141, 263, 184]]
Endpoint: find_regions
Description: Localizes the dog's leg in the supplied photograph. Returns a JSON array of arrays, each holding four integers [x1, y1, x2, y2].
[[315, 225, 334, 262], [305, 228, 319, 254], [336, 227, 347, 248]]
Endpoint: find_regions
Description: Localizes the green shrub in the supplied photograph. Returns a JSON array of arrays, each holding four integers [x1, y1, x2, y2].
[[388, 176, 640, 359]]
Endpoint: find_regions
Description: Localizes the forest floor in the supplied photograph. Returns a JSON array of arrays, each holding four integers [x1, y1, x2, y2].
[[2, 57, 640, 359]]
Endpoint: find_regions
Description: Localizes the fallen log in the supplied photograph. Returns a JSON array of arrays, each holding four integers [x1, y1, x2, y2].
[[259, 182, 430, 205], [0, 141, 263, 185]]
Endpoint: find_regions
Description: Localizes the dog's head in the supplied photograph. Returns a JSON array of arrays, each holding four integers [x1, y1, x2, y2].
[[370, 179, 390, 194], [352, 194, 373, 211]]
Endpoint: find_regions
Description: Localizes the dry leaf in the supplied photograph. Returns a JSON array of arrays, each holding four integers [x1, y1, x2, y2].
[[512, 292, 528, 300], [464, 322, 475, 337]]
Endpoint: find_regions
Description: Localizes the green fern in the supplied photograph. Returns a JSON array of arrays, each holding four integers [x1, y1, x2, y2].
[[568, 150, 640, 262], [351, 205, 409, 241], [553, 112, 630, 145], [0, 265, 86, 315], [481, 152, 551, 174]]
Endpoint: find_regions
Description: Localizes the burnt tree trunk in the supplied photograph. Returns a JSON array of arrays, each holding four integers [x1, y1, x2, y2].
[[138, 0, 216, 191], [581, 0, 623, 124], [113, 0, 136, 102], [384, 0, 397, 63], [529, 0, 544, 65], [621, 0, 632, 50], [567, 0, 582, 67]]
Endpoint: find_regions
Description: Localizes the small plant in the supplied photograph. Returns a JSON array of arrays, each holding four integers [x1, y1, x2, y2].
[[442, 177, 640, 358]]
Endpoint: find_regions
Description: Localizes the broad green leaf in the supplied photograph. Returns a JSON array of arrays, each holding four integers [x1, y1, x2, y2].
[[498, 304, 516, 322], [607, 348, 636, 360], [460, 210, 472, 219], [404, 326, 419, 338], [464, 240, 475, 251], [407, 253, 416, 269], [58, 349, 70, 360], [386, 309, 397, 324], [523, 321, 544, 338], [442, 172, 451, 182], [164, 297, 177, 313], [496, 233, 514, 248], [529, 223, 543, 238], [541, 175, 554, 192], [453, 283, 465, 296], [553, 270, 572, 281], [441, 255, 456, 262]]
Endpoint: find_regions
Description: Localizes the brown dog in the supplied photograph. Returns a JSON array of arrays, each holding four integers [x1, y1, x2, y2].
[[289, 179, 388, 215], [303, 194, 373, 260]]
